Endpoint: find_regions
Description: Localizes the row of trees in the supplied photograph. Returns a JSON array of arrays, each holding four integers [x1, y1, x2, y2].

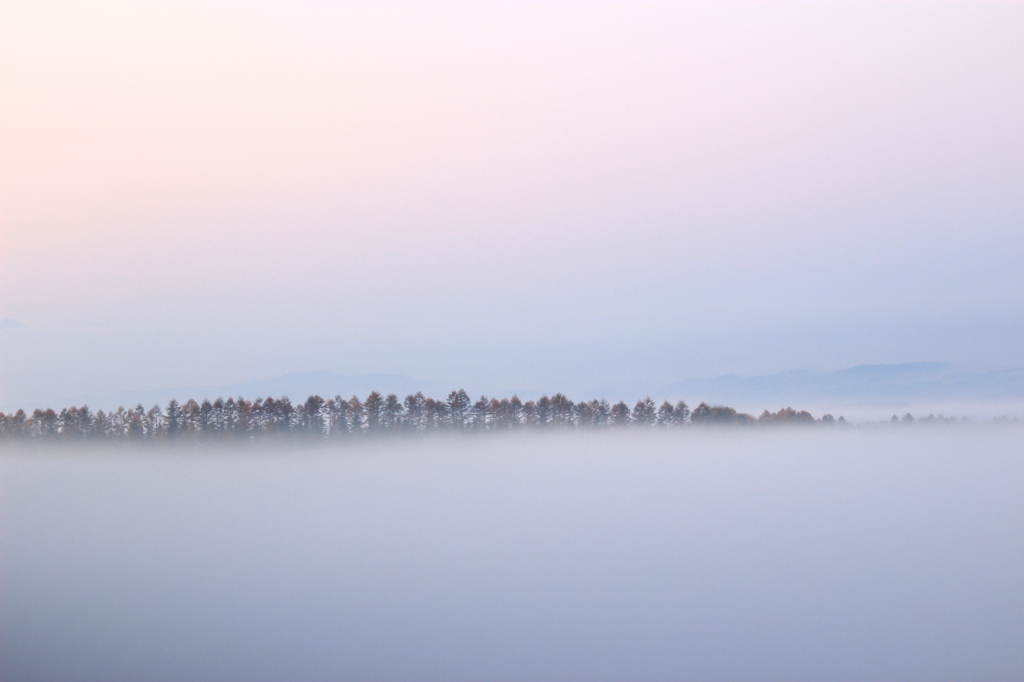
[[0, 390, 841, 443]]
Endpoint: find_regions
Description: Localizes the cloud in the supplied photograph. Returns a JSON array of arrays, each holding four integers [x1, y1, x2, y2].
[[0, 318, 25, 329]]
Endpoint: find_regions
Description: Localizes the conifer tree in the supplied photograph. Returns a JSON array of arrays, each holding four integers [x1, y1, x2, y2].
[[382, 393, 404, 431], [610, 401, 631, 426], [447, 389, 470, 428]]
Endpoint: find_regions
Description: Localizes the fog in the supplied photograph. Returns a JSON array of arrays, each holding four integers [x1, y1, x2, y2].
[[3, 428, 1022, 681]]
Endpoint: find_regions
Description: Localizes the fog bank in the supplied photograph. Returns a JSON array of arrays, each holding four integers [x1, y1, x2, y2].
[[2, 428, 1023, 681]]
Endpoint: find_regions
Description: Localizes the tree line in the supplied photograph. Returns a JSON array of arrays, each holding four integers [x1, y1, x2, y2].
[[0, 390, 850, 443]]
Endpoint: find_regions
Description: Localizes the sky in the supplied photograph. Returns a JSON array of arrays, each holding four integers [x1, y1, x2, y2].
[[1, 1, 1022, 407]]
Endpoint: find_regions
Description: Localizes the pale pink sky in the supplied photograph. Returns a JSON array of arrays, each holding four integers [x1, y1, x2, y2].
[[1, 2, 1022, 406]]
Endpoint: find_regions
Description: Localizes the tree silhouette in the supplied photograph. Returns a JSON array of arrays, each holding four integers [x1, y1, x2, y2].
[[632, 397, 656, 426], [0, 387, 850, 443], [447, 389, 471, 428], [610, 401, 631, 426]]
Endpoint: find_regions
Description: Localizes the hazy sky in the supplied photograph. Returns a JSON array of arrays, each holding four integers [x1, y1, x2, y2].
[[2, 2, 1022, 405]]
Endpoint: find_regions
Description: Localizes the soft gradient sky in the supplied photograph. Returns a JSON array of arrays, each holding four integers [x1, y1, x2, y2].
[[2, 1, 1022, 406]]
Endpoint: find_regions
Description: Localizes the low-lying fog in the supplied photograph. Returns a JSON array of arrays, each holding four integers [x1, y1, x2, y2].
[[2, 428, 1022, 682]]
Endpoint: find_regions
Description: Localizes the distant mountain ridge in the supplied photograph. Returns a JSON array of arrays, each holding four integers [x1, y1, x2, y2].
[[53, 372, 437, 412], [8, 364, 1024, 415], [661, 363, 1024, 406]]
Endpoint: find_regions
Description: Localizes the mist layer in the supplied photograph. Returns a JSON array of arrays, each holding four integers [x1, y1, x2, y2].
[[2, 428, 1022, 681]]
